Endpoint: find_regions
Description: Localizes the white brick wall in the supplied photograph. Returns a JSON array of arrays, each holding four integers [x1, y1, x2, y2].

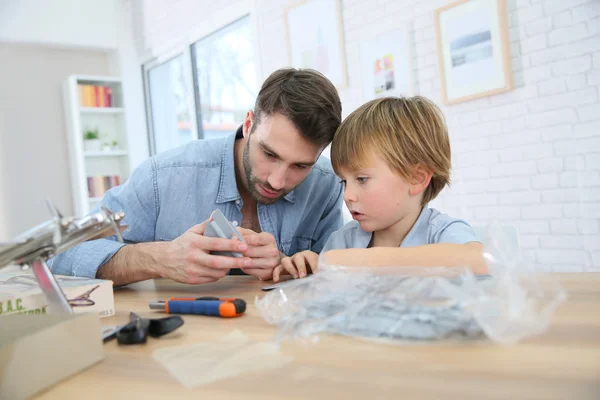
[[138, 0, 600, 272]]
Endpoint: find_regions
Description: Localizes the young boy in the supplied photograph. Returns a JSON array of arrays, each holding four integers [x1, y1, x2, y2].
[[272, 96, 487, 282]]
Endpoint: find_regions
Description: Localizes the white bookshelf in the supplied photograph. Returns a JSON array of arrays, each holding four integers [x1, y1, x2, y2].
[[63, 75, 131, 217], [84, 150, 129, 157], [80, 107, 125, 114]]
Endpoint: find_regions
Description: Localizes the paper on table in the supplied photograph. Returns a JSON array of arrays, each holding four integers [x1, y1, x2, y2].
[[152, 330, 293, 387]]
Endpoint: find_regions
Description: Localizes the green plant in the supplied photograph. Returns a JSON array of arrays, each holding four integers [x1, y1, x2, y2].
[[83, 128, 99, 140], [111, 140, 119, 146]]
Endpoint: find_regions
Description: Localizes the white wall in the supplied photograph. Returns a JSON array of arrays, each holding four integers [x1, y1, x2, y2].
[[0, 0, 149, 168], [0, 119, 8, 240], [136, 0, 600, 272], [0, 0, 119, 50], [110, 0, 150, 170], [0, 0, 149, 238], [0, 44, 113, 238]]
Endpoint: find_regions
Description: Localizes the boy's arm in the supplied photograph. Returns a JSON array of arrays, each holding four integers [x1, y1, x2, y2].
[[322, 242, 487, 274], [273, 250, 319, 282], [272, 222, 348, 282]]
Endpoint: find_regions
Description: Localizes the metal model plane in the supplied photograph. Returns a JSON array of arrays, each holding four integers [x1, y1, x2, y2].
[[0, 201, 125, 314]]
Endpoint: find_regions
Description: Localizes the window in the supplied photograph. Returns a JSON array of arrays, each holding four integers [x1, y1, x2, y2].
[[144, 55, 195, 155], [191, 16, 258, 140]]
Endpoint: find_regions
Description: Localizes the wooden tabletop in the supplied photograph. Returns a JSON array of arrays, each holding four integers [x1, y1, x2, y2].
[[38, 273, 600, 399]]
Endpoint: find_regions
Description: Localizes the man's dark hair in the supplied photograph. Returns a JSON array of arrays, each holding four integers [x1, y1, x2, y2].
[[252, 68, 342, 147]]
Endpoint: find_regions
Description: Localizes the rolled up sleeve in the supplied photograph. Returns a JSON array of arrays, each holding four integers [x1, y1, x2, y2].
[[48, 157, 159, 277]]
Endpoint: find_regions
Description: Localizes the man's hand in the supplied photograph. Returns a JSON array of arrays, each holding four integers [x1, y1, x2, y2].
[[235, 227, 281, 280], [155, 218, 253, 284], [273, 250, 319, 282], [97, 218, 254, 286]]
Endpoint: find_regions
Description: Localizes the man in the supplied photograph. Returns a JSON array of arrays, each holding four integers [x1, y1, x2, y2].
[[48, 68, 344, 286]]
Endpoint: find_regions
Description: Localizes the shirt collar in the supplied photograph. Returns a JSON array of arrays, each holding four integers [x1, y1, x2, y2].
[[400, 205, 432, 247], [357, 205, 431, 248], [216, 133, 241, 203], [216, 130, 296, 204]]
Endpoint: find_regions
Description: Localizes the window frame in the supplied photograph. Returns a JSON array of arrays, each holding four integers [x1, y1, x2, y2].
[[190, 14, 258, 139], [141, 0, 261, 151]]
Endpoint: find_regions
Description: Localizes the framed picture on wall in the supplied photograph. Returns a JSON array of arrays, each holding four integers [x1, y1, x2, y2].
[[434, 0, 512, 105], [359, 28, 414, 102], [286, 0, 347, 88]]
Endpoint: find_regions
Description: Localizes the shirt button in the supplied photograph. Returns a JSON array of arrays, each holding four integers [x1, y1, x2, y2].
[[235, 200, 241, 205]]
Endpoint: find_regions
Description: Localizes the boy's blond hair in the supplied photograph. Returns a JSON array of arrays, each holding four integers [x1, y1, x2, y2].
[[331, 96, 451, 205]]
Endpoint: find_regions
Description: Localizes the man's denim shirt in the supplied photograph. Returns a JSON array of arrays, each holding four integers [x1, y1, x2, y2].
[[48, 133, 344, 278]]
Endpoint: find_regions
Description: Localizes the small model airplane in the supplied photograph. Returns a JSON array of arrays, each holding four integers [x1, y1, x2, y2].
[[68, 285, 100, 307], [0, 200, 126, 314]]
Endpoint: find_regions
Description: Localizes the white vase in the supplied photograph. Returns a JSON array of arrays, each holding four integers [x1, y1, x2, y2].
[[84, 139, 101, 152]]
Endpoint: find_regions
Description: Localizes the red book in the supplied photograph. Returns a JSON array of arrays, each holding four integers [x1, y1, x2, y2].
[[105, 87, 112, 107]]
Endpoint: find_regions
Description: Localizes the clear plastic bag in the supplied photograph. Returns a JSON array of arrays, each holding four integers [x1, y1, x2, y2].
[[256, 224, 567, 345]]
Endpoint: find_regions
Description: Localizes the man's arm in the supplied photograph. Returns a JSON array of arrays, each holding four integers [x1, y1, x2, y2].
[[96, 242, 163, 286], [48, 158, 159, 279], [322, 242, 487, 274], [99, 219, 253, 285], [49, 158, 254, 285]]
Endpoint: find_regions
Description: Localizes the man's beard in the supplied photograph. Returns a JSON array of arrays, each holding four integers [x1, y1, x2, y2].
[[242, 140, 288, 205]]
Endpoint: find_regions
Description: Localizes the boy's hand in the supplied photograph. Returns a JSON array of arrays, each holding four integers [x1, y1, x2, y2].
[[273, 250, 319, 282]]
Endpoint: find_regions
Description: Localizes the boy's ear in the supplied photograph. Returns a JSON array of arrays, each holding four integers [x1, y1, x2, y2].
[[242, 111, 254, 138], [409, 165, 433, 196]]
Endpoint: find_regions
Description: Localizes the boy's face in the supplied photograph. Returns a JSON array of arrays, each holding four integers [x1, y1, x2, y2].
[[338, 153, 424, 233], [241, 111, 323, 204]]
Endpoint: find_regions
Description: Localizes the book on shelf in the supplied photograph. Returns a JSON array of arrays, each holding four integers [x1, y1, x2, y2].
[[0, 265, 114, 318], [87, 175, 120, 198], [78, 84, 113, 108]]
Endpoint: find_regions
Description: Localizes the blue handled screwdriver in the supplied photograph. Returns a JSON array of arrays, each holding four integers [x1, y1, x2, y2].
[[149, 297, 246, 318]]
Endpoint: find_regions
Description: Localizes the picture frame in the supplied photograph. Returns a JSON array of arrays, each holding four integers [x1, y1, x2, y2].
[[434, 0, 513, 105], [359, 27, 415, 102], [286, 0, 348, 88]]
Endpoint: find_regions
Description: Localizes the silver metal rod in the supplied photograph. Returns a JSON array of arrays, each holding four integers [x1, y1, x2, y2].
[[31, 258, 73, 314], [149, 302, 165, 310]]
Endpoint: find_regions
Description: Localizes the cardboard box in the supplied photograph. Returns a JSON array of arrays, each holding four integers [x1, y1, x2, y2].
[[0, 266, 114, 318], [0, 313, 104, 400]]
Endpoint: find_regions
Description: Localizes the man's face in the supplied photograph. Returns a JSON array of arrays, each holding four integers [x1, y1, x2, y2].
[[242, 112, 323, 205]]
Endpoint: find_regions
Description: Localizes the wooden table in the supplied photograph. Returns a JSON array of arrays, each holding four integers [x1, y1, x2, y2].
[[38, 273, 600, 399]]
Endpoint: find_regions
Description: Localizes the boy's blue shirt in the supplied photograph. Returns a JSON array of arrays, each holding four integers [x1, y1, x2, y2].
[[322, 205, 480, 252]]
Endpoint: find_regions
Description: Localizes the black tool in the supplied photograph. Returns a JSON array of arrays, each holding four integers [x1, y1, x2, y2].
[[104, 312, 184, 345]]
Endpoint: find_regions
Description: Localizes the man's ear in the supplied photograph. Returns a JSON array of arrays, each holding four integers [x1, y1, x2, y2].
[[242, 111, 255, 138], [409, 165, 433, 196]]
